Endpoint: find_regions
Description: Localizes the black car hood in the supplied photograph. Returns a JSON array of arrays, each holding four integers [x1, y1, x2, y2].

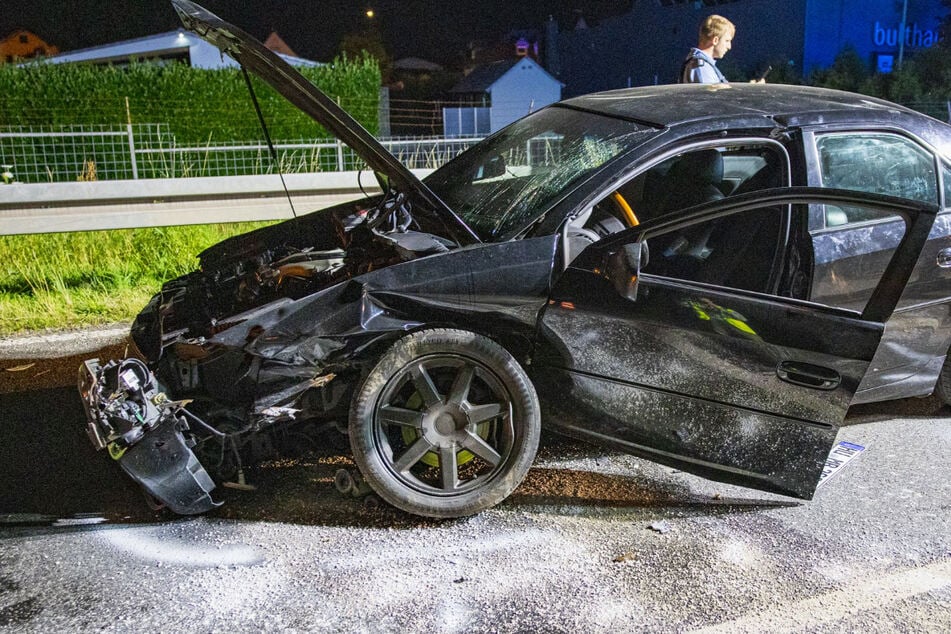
[[171, 0, 479, 247]]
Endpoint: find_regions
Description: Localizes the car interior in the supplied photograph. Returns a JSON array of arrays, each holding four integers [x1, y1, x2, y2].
[[564, 144, 787, 267]]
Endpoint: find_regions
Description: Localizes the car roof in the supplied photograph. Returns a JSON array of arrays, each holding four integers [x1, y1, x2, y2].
[[562, 84, 924, 129]]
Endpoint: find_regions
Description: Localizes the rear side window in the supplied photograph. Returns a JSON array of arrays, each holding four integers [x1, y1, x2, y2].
[[944, 160, 951, 209], [809, 206, 907, 312], [816, 133, 937, 224]]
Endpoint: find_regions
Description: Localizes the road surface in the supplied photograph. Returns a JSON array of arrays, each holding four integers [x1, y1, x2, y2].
[[1, 328, 948, 632]]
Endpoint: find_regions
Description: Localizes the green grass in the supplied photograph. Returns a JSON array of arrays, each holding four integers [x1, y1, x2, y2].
[[0, 222, 274, 335]]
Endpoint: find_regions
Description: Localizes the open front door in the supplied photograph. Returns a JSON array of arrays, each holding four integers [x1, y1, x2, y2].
[[534, 189, 936, 498]]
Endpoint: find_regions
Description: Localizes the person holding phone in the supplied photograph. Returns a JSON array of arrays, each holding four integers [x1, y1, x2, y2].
[[680, 15, 765, 84]]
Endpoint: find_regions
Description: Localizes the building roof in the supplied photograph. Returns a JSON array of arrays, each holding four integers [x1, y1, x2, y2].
[[451, 59, 518, 93], [393, 57, 444, 72], [41, 30, 318, 69], [263, 32, 297, 57], [450, 58, 560, 94]]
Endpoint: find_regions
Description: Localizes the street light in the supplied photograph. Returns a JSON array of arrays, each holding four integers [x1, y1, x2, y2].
[[365, 9, 375, 19], [897, 0, 908, 69]]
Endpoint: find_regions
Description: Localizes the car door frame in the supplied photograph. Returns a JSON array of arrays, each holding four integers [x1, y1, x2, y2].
[[534, 187, 937, 498], [801, 125, 951, 402]]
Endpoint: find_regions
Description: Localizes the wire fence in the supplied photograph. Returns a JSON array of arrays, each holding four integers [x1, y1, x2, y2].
[[2, 98, 948, 184], [904, 101, 951, 124], [0, 123, 482, 184]]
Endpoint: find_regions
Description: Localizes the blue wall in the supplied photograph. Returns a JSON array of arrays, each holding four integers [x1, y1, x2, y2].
[[804, 0, 944, 73]]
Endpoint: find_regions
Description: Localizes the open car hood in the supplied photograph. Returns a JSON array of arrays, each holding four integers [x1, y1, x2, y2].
[[171, 0, 479, 246]]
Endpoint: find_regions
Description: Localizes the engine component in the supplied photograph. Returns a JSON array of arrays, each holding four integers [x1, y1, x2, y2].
[[79, 358, 168, 451], [78, 358, 221, 514]]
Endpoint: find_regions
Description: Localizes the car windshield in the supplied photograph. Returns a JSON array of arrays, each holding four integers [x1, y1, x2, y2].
[[424, 106, 655, 240]]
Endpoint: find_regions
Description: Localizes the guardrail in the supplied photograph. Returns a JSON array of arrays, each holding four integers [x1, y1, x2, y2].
[[0, 170, 432, 235]]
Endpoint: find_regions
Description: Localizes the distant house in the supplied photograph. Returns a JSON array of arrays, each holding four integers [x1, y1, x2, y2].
[[0, 29, 59, 63], [39, 30, 318, 69], [444, 57, 562, 137], [262, 32, 298, 58]]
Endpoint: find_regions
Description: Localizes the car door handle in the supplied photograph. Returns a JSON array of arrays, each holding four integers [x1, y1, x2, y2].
[[937, 247, 951, 268], [776, 361, 841, 390]]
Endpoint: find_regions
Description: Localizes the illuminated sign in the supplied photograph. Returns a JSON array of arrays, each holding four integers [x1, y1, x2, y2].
[[873, 21, 940, 48]]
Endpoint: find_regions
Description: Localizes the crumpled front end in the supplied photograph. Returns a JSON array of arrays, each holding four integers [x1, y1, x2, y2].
[[128, 199, 459, 424], [85, 190, 556, 516]]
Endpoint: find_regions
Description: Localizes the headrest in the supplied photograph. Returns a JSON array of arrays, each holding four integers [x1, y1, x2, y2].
[[674, 149, 723, 185]]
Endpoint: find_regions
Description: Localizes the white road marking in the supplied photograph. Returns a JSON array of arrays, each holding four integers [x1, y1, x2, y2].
[[692, 558, 951, 633]]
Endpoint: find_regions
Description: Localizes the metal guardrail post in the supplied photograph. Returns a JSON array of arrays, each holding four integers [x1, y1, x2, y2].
[[125, 98, 139, 180], [336, 138, 345, 171], [126, 124, 139, 180]]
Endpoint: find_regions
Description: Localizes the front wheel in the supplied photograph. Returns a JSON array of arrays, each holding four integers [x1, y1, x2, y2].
[[349, 329, 540, 518]]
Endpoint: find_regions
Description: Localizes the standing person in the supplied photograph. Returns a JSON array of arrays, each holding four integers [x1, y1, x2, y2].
[[680, 15, 735, 84]]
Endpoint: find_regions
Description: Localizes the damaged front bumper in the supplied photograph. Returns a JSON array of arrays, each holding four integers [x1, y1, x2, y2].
[[78, 358, 221, 514]]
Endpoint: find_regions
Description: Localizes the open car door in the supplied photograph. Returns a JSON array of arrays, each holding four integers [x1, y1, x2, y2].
[[534, 188, 937, 498]]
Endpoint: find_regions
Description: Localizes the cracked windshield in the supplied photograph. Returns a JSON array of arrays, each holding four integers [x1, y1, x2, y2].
[[424, 107, 655, 240]]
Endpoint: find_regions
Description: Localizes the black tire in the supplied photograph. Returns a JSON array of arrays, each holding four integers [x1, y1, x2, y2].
[[936, 353, 951, 407], [349, 329, 540, 518]]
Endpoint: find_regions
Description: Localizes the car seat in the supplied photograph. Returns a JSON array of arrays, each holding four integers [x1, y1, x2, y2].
[[657, 149, 725, 213]]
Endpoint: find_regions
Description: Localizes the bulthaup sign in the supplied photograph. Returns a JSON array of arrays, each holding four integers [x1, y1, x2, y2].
[[873, 21, 940, 48]]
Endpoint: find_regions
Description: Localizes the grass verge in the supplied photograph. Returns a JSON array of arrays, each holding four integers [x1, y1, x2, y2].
[[0, 222, 274, 336]]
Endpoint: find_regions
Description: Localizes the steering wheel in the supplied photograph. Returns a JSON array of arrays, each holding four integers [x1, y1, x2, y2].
[[612, 192, 639, 227], [567, 227, 602, 244]]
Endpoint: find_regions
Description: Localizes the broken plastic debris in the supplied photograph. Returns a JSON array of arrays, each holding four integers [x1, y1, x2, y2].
[[309, 373, 336, 388], [4, 363, 35, 372], [817, 441, 866, 487], [647, 521, 672, 534], [260, 406, 301, 419]]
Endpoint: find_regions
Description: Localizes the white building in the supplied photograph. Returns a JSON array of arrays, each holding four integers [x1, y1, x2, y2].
[[41, 30, 318, 69], [444, 57, 562, 137]]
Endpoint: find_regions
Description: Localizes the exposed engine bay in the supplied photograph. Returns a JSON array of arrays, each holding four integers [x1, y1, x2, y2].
[[178, 190, 456, 336]]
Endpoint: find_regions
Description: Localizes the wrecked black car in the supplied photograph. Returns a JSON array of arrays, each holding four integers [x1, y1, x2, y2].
[[80, 0, 951, 518]]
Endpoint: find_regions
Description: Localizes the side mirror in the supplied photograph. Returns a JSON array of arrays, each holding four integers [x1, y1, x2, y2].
[[605, 242, 644, 300]]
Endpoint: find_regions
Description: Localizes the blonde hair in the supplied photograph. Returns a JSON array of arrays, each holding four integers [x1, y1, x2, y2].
[[699, 15, 735, 43]]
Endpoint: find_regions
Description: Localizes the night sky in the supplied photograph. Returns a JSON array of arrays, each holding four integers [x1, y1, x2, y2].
[[3, 1, 633, 65]]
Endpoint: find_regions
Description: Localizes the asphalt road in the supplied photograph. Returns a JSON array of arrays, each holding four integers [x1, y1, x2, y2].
[[1, 328, 949, 632]]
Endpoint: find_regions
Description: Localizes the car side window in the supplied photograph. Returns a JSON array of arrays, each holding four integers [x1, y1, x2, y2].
[[809, 206, 908, 312], [944, 160, 951, 209], [640, 205, 785, 294], [816, 133, 937, 226], [566, 142, 787, 245], [638, 200, 908, 314]]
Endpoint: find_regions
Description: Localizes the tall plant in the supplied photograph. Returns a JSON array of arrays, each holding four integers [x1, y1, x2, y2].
[[0, 54, 381, 143]]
